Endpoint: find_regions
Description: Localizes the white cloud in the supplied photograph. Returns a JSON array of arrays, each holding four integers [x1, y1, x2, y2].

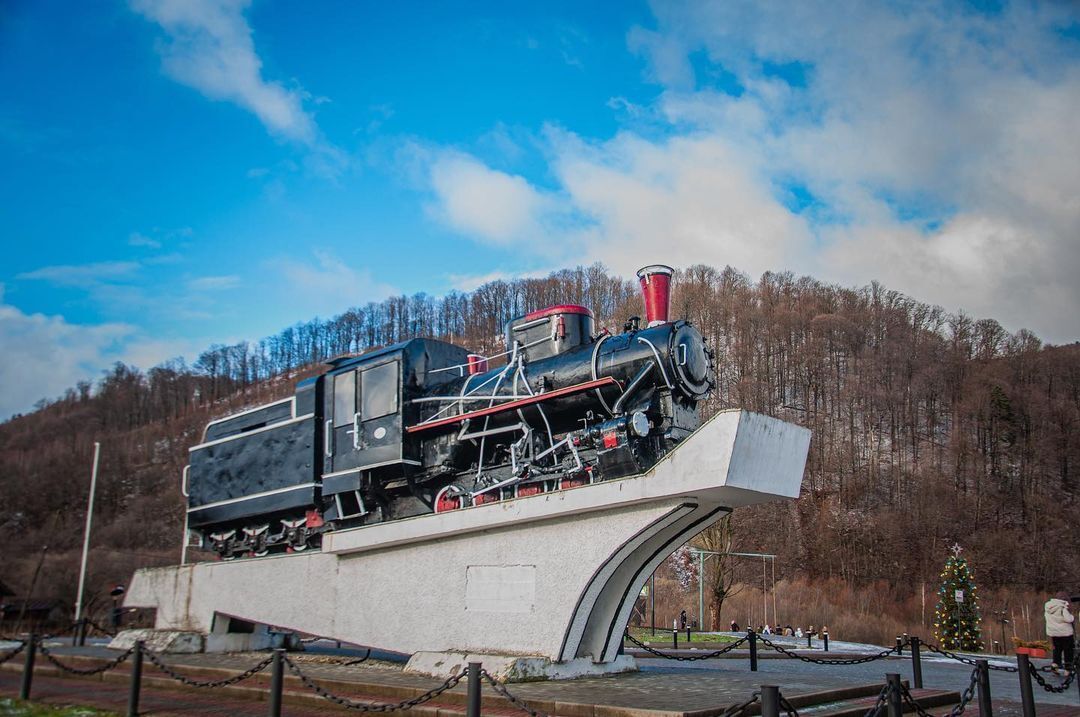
[[17, 261, 141, 287], [416, 2, 1080, 341], [187, 275, 241, 291], [131, 0, 319, 144], [0, 295, 134, 419], [270, 251, 397, 317], [426, 152, 553, 245], [128, 232, 162, 249]]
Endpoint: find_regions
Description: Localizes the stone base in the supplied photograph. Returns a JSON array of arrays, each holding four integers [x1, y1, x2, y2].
[[405, 651, 638, 682], [110, 629, 203, 654]]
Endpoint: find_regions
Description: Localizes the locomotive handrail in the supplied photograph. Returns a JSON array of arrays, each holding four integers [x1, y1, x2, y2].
[[405, 376, 622, 434], [180, 465, 190, 498]]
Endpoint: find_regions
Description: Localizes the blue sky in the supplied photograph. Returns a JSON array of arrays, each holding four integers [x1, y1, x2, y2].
[[2, 1, 1079, 418]]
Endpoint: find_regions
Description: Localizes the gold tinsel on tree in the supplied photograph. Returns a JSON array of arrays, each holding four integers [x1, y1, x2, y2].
[[932, 544, 984, 651]]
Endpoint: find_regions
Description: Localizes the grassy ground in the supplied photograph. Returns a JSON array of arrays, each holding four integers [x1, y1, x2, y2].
[[0, 699, 116, 717], [625, 627, 739, 644]]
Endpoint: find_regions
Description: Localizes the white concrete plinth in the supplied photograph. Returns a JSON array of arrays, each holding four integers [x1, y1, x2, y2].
[[126, 409, 809, 672], [405, 652, 638, 681], [110, 629, 203, 654]]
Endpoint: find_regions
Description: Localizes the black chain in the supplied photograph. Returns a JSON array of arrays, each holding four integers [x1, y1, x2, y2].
[[38, 642, 134, 675], [778, 691, 800, 717], [83, 618, 118, 637], [143, 648, 273, 687], [919, 642, 1018, 672], [284, 654, 463, 711], [898, 666, 978, 717], [863, 684, 891, 717], [1028, 662, 1077, 693], [343, 648, 372, 666], [720, 690, 761, 717], [0, 640, 26, 665], [758, 635, 898, 665], [623, 631, 750, 661], [480, 669, 550, 717]]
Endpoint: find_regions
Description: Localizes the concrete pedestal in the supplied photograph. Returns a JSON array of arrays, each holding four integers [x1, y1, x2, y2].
[[126, 409, 809, 677]]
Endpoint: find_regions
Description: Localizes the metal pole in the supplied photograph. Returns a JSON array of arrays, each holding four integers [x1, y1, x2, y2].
[[823, 631, 829, 652], [466, 662, 482, 717], [126, 641, 143, 717], [896, 636, 904, 656], [771, 557, 777, 630], [910, 636, 923, 689], [650, 572, 656, 636], [760, 685, 780, 717], [762, 556, 768, 627], [673, 621, 678, 650], [74, 442, 101, 626], [976, 659, 992, 717], [886, 673, 903, 717], [19, 634, 36, 700], [698, 550, 704, 632], [1016, 653, 1035, 717], [268, 649, 283, 717], [749, 629, 758, 672]]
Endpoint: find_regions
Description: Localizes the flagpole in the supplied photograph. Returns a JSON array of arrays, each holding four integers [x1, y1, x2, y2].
[[74, 442, 100, 625]]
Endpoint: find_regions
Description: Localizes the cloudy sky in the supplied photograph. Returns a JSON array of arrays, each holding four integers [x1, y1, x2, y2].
[[2, 0, 1079, 418]]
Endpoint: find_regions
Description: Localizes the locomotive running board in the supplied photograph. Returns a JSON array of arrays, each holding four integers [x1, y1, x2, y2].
[[405, 376, 621, 433], [123, 409, 810, 678]]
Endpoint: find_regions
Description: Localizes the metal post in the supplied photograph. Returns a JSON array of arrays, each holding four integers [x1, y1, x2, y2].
[[697, 550, 705, 632], [686, 626, 691, 643], [650, 572, 656, 636], [749, 629, 758, 672], [807, 631, 812, 649], [910, 636, 923, 689], [126, 641, 143, 717], [886, 673, 903, 717], [673, 626, 678, 650], [466, 661, 482, 717], [896, 636, 904, 656], [78, 618, 87, 647], [19, 634, 36, 700], [976, 659, 992, 717], [760, 685, 780, 717], [74, 442, 101, 628], [1016, 653, 1035, 717], [823, 631, 829, 652], [268, 649, 283, 717]]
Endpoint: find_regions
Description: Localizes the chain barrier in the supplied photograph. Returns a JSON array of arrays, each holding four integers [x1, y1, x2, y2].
[[82, 618, 118, 638], [1028, 661, 1077, 693], [919, 642, 1018, 672], [623, 631, 750, 661], [342, 649, 372, 666], [0, 640, 26, 665], [720, 690, 760, 717], [38, 641, 134, 675], [144, 648, 273, 688], [284, 654, 463, 711], [758, 635, 899, 665], [862, 684, 891, 717], [778, 691, 800, 717], [898, 666, 979, 717], [480, 669, 550, 717]]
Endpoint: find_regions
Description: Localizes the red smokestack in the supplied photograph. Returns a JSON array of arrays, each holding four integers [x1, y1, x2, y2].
[[636, 264, 674, 327]]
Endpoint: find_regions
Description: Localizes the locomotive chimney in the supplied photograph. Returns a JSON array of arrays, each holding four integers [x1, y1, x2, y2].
[[636, 265, 674, 327]]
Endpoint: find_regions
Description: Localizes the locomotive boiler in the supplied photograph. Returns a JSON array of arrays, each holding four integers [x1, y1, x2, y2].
[[184, 265, 716, 559]]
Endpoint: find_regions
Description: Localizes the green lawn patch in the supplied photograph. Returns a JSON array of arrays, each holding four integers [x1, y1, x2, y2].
[[0, 698, 117, 717]]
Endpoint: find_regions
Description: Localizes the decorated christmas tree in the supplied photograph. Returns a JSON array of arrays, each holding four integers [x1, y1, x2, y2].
[[933, 544, 984, 651]]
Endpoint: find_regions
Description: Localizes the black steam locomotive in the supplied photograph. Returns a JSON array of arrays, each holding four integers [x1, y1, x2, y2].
[[184, 265, 715, 558]]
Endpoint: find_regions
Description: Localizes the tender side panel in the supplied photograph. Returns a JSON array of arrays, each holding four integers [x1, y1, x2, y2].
[[204, 400, 295, 442], [188, 416, 318, 528]]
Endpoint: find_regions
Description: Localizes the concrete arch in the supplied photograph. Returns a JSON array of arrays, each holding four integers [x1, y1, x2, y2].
[[559, 502, 729, 662]]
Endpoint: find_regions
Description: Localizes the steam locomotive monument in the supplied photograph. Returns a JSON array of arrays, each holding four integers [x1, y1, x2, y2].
[[124, 265, 811, 680]]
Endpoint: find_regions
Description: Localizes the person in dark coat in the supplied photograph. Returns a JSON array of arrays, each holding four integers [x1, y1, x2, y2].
[[679, 610, 688, 630]]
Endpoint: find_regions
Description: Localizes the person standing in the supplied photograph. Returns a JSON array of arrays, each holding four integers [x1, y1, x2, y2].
[[1045, 592, 1075, 672], [679, 609, 688, 631]]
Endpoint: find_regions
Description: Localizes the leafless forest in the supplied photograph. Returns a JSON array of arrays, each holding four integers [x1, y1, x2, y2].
[[1, 264, 1077, 645]]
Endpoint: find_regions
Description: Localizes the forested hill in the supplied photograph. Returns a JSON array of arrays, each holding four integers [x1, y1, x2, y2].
[[2, 264, 1078, 611]]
